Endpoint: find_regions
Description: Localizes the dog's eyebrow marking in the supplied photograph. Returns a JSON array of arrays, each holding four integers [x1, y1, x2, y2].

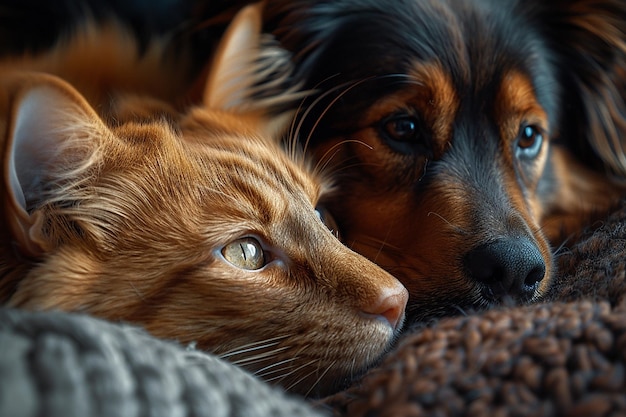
[[409, 61, 458, 157], [495, 70, 549, 142]]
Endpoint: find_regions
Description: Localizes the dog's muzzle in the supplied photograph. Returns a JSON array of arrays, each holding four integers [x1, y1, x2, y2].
[[463, 237, 545, 302]]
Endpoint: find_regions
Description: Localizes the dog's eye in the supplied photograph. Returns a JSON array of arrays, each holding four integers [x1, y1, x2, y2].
[[383, 116, 419, 142], [516, 125, 544, 159], [315, 206, 341, 240], [379, 114, 425, 154], [222, 237, 265, 270]]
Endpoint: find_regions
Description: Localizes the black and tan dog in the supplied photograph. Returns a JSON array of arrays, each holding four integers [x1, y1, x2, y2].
[[263, 0, 626, 323]]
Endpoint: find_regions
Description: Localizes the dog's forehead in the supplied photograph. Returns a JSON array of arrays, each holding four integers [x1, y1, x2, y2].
[[394, 0, 545, 91], [295, 0, 556, 124], [305, 0, 530, 74]]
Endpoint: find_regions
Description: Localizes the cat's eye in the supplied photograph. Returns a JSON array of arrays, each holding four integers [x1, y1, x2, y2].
[[316, 206, 341, 239], [516, 124, 544, 160], [221, 237, 265, 270]]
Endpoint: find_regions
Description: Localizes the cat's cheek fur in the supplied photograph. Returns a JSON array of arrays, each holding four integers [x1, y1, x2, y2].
[[7, 245, 401, 396], [136, 264, 402, 396]]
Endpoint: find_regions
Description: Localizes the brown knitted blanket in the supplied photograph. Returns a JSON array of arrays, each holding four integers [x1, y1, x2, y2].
[[322, 200, 626, 417]]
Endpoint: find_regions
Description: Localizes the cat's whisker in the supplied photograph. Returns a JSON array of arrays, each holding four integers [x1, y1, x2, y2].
[[315, 148, 341, 176], [228, 347, 292, 367], [303, 360, 338, 398], [284, 76, 352, 162], [263, 358, 319, 385], [282, 359, 323, 392], [219, 335, 290, 359], [253, 357, 300, 378]]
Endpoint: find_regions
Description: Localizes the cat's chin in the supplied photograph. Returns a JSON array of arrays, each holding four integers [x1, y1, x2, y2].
[[200, 312, 403, 398], [279, 352, 392, 399], [298, 323, 403, 397]]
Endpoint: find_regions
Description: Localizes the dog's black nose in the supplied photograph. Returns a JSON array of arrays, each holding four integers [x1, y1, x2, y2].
[[464, 237, 545, 301]]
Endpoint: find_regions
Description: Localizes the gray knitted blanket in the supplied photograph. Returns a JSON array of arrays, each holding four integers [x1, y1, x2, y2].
[[0, 308, 326, 417]]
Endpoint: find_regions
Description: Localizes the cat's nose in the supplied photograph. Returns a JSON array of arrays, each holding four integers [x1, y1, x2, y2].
[[361, 284, 408, 330]]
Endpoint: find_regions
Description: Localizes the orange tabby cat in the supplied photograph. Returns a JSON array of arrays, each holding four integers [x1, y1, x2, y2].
[[0, 5, 407, 397]]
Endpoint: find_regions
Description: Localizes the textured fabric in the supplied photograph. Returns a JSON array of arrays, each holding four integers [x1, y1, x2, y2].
[[2, 208, 625, 417], [323, 200, 626, 417], [548, 199, 626, 308], [324, 300, 626, 416], [0, 308, 327, 417]]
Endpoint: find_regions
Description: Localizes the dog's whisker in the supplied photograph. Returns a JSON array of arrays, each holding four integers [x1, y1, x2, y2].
[[359, 235, 403, 252], [370, 229, 395, 264], [285, 76, 344, 159], [314, 139, 373, 175], [295, 74, 417, 161], [419, 158, 429, 181], [302, 78, 376, 157], [451, 304, 470, 317], [290, 79, 360, 154], [427, 211, 468, 234], [348, 235, 442, 281], [552, 234, 575, 258]]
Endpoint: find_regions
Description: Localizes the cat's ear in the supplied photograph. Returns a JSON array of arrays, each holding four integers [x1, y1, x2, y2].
[[203, 3, 264, 111], [3, 75, 108, 257], [202, 2, 303, 138]]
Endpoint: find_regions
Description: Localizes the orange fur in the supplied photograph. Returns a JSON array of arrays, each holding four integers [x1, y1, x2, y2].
[[0, 4, 407, 397], [0, 24, 193, 113]]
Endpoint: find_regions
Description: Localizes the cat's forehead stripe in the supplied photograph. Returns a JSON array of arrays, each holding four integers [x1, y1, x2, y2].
[[198, 142, 320, 220]]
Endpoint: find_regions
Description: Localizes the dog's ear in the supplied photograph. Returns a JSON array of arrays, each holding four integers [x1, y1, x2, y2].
[[201, 2, 304, 139], [2, 74, 109, 257], [263, 0, 331, 79], [537, 0, 626, 179], [263, 0, 372, 83], [264, 0, 394, 141]]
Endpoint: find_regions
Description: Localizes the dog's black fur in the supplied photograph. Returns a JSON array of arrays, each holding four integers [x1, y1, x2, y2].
[[263, 0, 626, 324]]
